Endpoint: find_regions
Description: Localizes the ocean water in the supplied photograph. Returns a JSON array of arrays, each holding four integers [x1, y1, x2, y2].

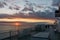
[[0, 24, 60, 40], [0, 25, 34, 39], [0, 26, 16, 33], [0, 26, 27, 33]]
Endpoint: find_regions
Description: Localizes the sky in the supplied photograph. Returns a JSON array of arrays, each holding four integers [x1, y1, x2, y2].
[[0, 0, 55, 23], [0, 0, 53, 14], [0, 0, 52, 6], [0, 18, 56, 24]]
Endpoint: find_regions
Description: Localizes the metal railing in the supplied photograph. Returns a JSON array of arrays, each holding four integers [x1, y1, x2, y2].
[[0, 27, 35, 40], [0, 25, 48, 40], [0, 30, 19, 40]]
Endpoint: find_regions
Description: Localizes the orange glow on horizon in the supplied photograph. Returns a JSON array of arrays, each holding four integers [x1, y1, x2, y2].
[[13, 22, 21, 26], [15, 22, 20, 30], [0, 18, 56, 24], [15, 22, 20, 26]]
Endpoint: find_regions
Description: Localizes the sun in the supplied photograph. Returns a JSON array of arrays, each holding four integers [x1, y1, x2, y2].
[[14, 22, 21, 30], [15, 22, 20, 26]]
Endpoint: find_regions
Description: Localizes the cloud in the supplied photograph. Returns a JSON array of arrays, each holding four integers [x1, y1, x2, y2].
[[0, 0, 57, 19], [0, 8, 19, 14]]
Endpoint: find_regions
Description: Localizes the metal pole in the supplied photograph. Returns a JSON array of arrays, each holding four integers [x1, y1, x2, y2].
[[9, 31, 12, 40]]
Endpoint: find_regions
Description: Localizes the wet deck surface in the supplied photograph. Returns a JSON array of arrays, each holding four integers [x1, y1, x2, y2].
[[1, 32, 60, 40], [55, 32, 60, 40]]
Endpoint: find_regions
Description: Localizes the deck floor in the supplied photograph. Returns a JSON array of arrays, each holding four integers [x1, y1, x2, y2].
[[1, 32, 60, 40]]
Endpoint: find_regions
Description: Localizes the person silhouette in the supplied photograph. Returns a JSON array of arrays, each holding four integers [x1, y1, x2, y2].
[[55, 5, 60, 17]]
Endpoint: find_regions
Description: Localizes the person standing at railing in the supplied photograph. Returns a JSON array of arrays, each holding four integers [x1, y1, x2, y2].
[[55, 4, 60, 17]]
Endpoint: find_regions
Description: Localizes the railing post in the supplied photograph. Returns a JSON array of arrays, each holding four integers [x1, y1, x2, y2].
[[17, 30, 20, 40], [9, 31, 12, 40]]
